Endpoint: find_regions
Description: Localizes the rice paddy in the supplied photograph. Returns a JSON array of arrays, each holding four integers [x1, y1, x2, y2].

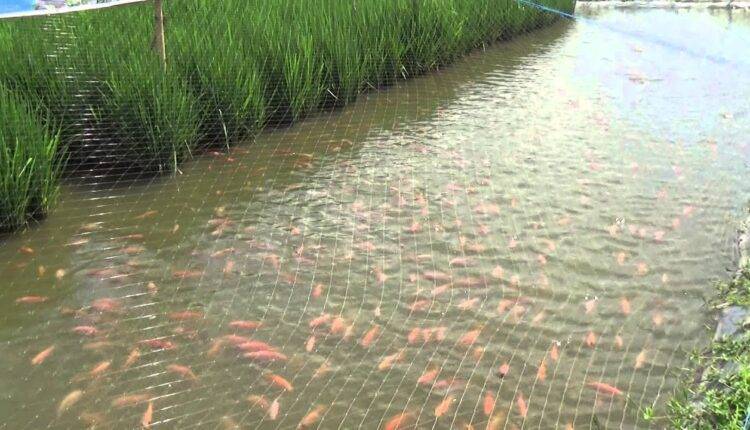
[[0, 0, 573, 231]]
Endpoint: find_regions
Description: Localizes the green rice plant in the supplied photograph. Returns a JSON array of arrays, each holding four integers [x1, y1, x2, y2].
[[169, 1, 267, 145], [99, 61, 201, 174], [0, 85, 63, 232]]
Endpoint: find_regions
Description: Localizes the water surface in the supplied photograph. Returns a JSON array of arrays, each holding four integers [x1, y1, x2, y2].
[[1, 8, 749, 429]]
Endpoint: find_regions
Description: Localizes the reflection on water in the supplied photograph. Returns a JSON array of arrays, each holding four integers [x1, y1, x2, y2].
[[1, 8, 749, 430]]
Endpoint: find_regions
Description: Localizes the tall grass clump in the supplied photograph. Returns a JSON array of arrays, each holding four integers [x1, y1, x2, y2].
[[169, 0, 267, 145], [0, 86, 62, 232]]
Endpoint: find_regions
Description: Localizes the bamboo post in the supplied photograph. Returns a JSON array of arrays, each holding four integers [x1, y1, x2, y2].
[[152, 0, 166, 70]]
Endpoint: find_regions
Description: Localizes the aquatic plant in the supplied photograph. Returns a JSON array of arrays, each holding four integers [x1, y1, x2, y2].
[[0, 85, 62, 232]]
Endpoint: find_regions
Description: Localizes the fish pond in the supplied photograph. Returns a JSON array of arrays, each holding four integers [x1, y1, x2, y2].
[[1, 7, 749, 430]]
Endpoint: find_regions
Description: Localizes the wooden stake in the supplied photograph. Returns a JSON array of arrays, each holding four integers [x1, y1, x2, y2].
[[152, 0, 166, 70]]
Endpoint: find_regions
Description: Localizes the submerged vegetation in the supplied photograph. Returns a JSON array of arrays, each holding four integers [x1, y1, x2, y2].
[[668, 269, 750, 429], [0, 85, 62, 232], [0, 0, 575, 230]]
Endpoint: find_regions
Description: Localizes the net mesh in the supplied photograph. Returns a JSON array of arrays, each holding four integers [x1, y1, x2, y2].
[[0, 1, 749, 429]]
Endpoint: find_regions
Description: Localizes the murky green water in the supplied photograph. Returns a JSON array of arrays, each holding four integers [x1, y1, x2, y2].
[[2, 8, 750, 429]]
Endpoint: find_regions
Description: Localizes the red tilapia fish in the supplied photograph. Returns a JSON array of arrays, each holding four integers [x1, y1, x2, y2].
[[587, 381, 624, 397], [168, 310, 204, 321], [140, 338, 176, 350], [229, 320, 263, 330], [15, 295, 48, 304]]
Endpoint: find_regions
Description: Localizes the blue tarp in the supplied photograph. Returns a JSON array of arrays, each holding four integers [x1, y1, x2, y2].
[[0, 0, 35, 14]]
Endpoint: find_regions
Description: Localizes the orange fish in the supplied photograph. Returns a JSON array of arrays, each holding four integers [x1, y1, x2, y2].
[[378, 350, 404, 371], [142, 401, 153, 428], [168, 310, 203, 321], [223, 260, 235, 274], [616, 252, 626, 266], [140, 339, 176, 350], [305, 335, 316, 352], [652, 312, 665, 327], [587, 381, 623, 396], [458, 298, 479, 310], [614, 335, 624, 349], [407, 327, 421, 344], [491, 266, 504, 279], [585, 331, 597, 348], [313, 361, 332, 379], [550, 343, 559, 361], [222, 334, 251, 346], [172, 270, 203, 279], [124, 348, 141, 368], [330, 316, 348, 335], [516, 393, 528, 418], [72, 326, 98, 336], [620, 297, 631, 316], [373, 267, 389, 283], [309, 313, 331, 329], [449, 257, 474, 267], [426, 281, 450, 297], [532, 311, 546, 324], [635, 349, 648, 369], [483, 390, 496, 416], [210, 247, 235, 258], [166, 364, 197, 380], [90, 360, 112, 377], [459, 328, 481, 347], [92, 298, 121, 312], [265, 373, 293, 391], [112, 393, 149, 408], [584, 299, 596, 314], [15, 295, 48, 304], [312, 283, 324, 298], [409, 299, 431, 312], [237, 340, 275, 352], [418, 368, 439, 386], [383, 412, 411, 430], [360, 325, 380, 348], [537, 358, 547, 381], [247, 394, 270, 410], [423, 271, 451, 281], [135, 210, 158, 220], [498, 299, 515, 314], [229, 320, 263, 330], [434, 395, 455, 417], [57, 389, 83, 416], [268, 397, 280, 420], [31, 345, 55, 365], [433, 326, 447, 342], [299, 405, 326, 428], [636, 262, 648, 276], [498, 363, 510, 377], [19, 245, 34, 255]]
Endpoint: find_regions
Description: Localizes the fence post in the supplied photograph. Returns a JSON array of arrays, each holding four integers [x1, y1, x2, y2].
[[152, 0, 166, 70]]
